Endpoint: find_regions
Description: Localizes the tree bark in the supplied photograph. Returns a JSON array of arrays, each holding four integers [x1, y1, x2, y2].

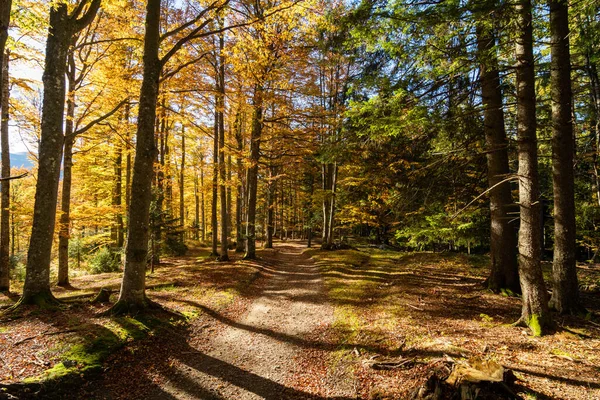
[[265, 165, 275, 248], [514, 0, 551, 335], [18, 0, 100, 307], [548, 0, 583, 314], [0, 50, 10, 291], [218, 32, 228, 261], [111, 0, 161, 313], [194, 169, 199, 240], [211, 90, 219, 257], [244, 85, 263, 259], [57, 55, 76, 287], [235, 111, 245, 252], [180, 125, 185, 239], [475, 18, 519, 294]]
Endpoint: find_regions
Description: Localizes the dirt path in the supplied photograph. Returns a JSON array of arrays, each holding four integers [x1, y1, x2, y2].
[[74, 242, 355, 400]]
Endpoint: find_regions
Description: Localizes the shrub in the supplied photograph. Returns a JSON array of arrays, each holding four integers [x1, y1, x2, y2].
[[162, 235, 188, 256], [89, 247, 121, 274], [10, 254, 26, 281]]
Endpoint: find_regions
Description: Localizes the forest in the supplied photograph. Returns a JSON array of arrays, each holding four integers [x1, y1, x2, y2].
[[0, 0, 599, 398]]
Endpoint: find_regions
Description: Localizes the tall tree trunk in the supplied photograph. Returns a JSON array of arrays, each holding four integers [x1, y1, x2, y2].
[[235, 112, 245, 252], [514, 0, 551, 335], [218, 32, 228, 261], [115, 103, 129, 249], [475, 17, 519, 294], [549, 0, 583, 314], [18, 0, 100, 307], [244, 85, 263, 259], [194, 170, 199, 240], [321, 164, 331, 246], [111, 0, 161, 313], [265, 165, 275, 248], [180, 125, 185, 239], [201, 157, 206, 242], [211, 92, 219, 257], [0, 50, 9, 291], [327, 162, 337, 247]]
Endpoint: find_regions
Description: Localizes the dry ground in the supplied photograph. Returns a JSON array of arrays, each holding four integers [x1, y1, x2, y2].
[[1, 241, 599, 399]]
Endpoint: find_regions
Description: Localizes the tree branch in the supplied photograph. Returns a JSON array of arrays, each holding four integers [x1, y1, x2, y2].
[[71, 98, 128, 137]]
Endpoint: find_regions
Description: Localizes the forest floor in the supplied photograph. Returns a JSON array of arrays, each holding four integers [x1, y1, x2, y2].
[[1, 241, 600, 399]]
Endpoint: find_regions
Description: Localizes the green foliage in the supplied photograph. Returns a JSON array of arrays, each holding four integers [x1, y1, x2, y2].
[[162, 234, 188, 256], [10, 254, 26, 281], [88, 247, 121, 274]]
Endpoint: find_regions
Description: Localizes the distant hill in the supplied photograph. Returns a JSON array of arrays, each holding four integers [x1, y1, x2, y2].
[[10, 152, 34, 169]]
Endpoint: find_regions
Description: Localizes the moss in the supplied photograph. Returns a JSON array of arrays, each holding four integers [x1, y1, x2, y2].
[[500, 288, 520, 298], [528, 314, 543, 337]]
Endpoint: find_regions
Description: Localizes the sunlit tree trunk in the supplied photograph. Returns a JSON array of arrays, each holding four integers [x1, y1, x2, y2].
[[0, 51, 10, 291], [111, 0, 161, 313], [549, 0, 583, 314], [235, 111, 245, 252], [218, 32, 228, 261], [211, 89, 219, 256], [245, 85, 263, 259], [514, 0, 550, 335], [180, 125, 185, 240], [18, 0, 100, 307]]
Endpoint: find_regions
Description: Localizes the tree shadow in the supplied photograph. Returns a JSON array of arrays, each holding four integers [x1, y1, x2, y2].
[[175, 344, 355, 400]]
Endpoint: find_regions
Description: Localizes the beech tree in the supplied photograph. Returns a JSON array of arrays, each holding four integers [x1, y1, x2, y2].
[[13, 0, 101, 307]]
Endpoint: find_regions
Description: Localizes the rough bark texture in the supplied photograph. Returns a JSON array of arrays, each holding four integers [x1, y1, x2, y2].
[[0, 0, 12, 93], [514, 0, 551, 335], [265, 166, 275, 249], [57, 60, 76, 287], [549, 0, 582, 314], [211, 94, 219, 256], [179, 126, 185, 239], [475, 18, 519, 294], [112, 0, 161, 312], [245, 86, 263, 260], [0, 50, 9, 291], [21, 0, 100, 305], [217, 33, 228, 261], [235, 112, 245, 253]]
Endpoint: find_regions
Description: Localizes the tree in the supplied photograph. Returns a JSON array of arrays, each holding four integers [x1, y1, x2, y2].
[[111, 0, 230, 313], [514, 0, 551, 335], [0, 50, 9, 291], [548, 0, 583, 314], [13, 0, 100, 307], [474, 2, 519, 294]]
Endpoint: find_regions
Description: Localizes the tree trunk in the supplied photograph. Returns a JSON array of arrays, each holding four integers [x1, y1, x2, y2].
[[0, 50, 9, 291], [244, 85, 263, 259], [180, 125, 185, 239], [235, 112, 245, 252], [218, 33, 228, 261], [265, 165, 275, 248], [201, 158, 206, 242], [211, 91, 219, 257], [475, 18, 519, 294], [514, 0, 551, 335], [194, 170, 199, 240], [111, 0, 161, 313], [21, 4, 72, 305], [548, 0, 583, 314]]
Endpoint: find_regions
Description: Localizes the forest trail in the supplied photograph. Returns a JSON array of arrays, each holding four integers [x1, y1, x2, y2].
[[156, 242, 355, 400], [76, 242, 356, 400]]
